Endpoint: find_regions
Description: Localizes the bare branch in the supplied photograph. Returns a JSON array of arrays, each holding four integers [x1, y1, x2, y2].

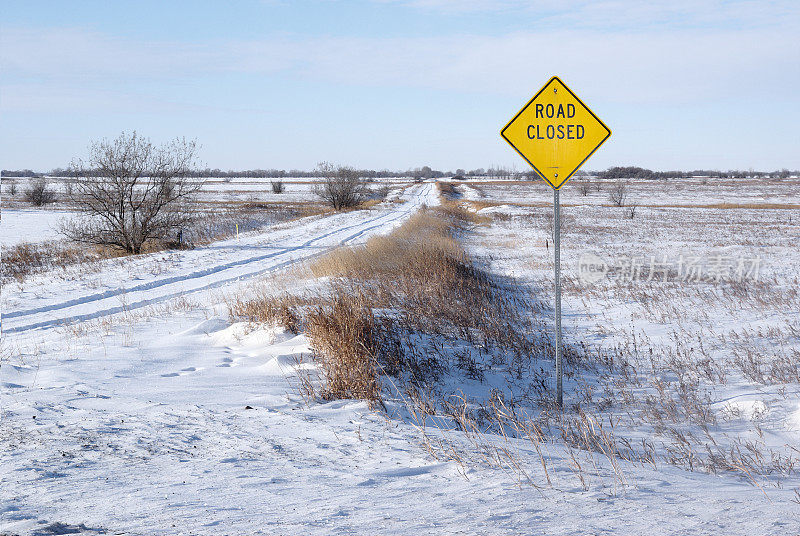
[[61, 132, 203, 254]]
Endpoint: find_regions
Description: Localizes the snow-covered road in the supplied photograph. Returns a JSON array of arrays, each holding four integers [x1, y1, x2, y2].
[[3, 182, 437, 335]]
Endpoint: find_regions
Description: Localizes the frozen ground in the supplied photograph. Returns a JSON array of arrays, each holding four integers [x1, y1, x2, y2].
[[0, 209, 72, 248], [0, 176, 412, 211], [2, 311, 794, 535], [464, 177, 800, 527], [2, 182, 433, 334], [2, 177, 799, 534], [460, 176, 800, 206]]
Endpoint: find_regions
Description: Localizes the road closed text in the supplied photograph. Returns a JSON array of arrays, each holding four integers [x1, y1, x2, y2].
[[526, 103, 585, 140]]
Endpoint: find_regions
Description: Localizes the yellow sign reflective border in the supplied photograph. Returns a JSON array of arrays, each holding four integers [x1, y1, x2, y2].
[[501, 76, 611, 189]]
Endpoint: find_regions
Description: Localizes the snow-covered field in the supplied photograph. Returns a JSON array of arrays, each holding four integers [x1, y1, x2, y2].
[[2, 177, 800, 534], [0, 209, 71, 248], [197, 179, 329, 204]]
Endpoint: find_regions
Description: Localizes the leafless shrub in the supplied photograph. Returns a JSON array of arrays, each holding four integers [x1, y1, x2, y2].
[[577, 182, 591, 196], [61, 131, 203, 254], [608, 181, 628, 207], [270, 180, 285, 194], [6, 180, 17, 196], [624, 203, 637, 219], [314, 162, 368, 210], [368, 185, 390, 201], [24, 179, 56, 206]]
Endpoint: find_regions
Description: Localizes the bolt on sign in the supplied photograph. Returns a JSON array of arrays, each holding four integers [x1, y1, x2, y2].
[[500, 76, 611, 189]]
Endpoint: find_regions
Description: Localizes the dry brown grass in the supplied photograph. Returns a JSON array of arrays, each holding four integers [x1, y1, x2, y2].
[[304, 203, 569, 406], [311, 206, 517, 347], [358, 198, 383, 210], [225, 198, 536, 408], [231, 202, 539, 407], [226, 293, 301, 334], [558, 273, 800, 484], [438, 199, 492, 226], [0, 240, 126, 282], [305, 291, 383, 402], [436, 181, 459, 198], [311, 209, 463, 280], [225, 287, 391, 403]]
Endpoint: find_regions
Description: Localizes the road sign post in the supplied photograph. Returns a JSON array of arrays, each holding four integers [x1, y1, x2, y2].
[[554, 187, 562, 407], [500, 76, 611, 408]]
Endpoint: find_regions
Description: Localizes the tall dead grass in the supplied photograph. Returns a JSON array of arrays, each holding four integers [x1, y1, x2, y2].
[[310, 206, 532, 363], [223, 203, 556, 406], [311, 209, 464, 281], [305, 291, 382, 402], [436, 181, 459, 198], [1, 241, 121, 283], [226, 292, 301, 334]]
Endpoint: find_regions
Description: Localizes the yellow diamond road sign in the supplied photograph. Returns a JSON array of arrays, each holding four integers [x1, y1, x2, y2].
[[501, 76, 611, 189]]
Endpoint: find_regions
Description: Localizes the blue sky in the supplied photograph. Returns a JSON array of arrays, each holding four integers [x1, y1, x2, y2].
[[2, 0, 798, 171]]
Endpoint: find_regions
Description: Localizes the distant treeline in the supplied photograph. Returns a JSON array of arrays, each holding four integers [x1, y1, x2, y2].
[[596, 166, 798, 180], [179, 166, 514, 180], [3, 165, 797, 180], [4, 166, 510, 180], [2, 169, 40, 177]]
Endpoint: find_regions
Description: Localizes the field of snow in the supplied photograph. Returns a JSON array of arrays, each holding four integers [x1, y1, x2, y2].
[[198, 179, 327, 204], [2, 177, 800, 534], [1, 176, 413, 210], [459, 175, 800, 206], [463, 178, 800, 524], [0, 209, 73, 248]]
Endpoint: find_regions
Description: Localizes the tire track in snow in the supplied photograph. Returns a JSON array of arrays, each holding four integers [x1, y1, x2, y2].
[[5, 183, 435, 334]]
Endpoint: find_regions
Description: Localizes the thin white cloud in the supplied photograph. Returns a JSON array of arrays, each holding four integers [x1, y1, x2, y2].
[[375, 0, 800, 30], [2, 24, 797, 112]]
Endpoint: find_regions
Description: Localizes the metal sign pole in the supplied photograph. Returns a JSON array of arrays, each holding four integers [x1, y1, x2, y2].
[[500, 76, 611, 410], [554, 186, 563, 408]]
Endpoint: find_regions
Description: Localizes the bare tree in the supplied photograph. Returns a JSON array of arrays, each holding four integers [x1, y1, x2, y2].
[[271, 180, 285, 194], [625, 203, 637, 219], [608, 181, 628, 207], [24, 179, 57, 206], [314, 162, 368, 210], [577, 181, 591, 196], [61, 132, 202, 254]]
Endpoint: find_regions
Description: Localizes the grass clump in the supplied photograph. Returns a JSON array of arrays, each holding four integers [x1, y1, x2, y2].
[[227, 293, 301, 334], [1, 241, 116, 283], [305, 291, 382, 402], [305, 205, 549, 402]]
